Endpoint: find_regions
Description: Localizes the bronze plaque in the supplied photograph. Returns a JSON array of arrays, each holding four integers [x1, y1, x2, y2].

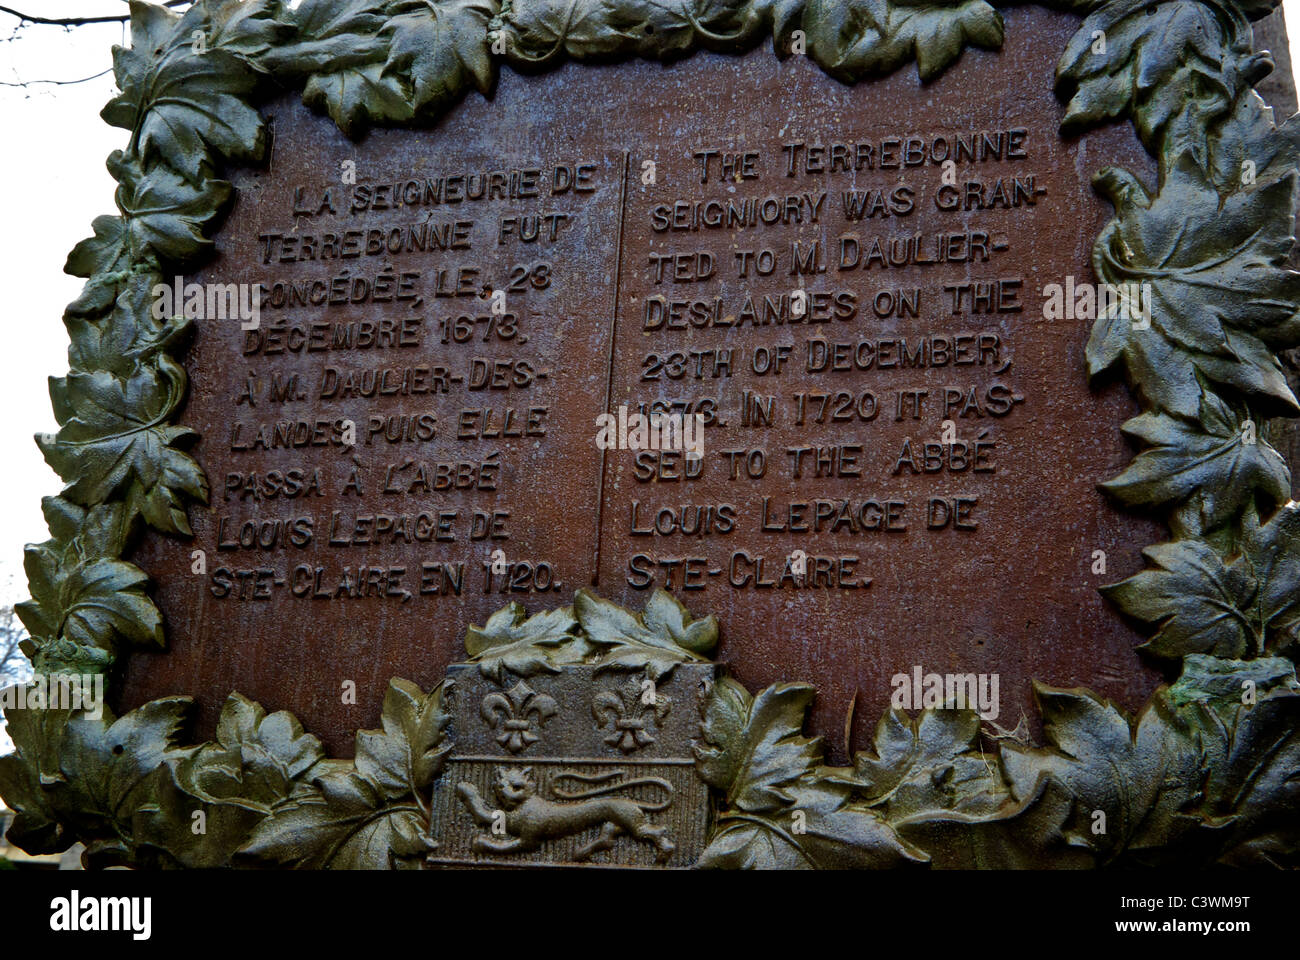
[[10, 0, 1300, 873], [124, 7, 1161, 757]]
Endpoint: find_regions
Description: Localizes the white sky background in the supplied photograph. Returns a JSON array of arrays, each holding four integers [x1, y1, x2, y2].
[[0, 6, 127, 606], [0, 0, 1297, 610]]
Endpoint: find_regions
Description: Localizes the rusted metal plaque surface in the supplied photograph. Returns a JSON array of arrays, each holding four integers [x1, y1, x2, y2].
[[124, 7, 1164, 759]]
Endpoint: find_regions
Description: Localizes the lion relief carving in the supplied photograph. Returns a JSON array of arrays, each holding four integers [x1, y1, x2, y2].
[[455, 767, 676, 863]]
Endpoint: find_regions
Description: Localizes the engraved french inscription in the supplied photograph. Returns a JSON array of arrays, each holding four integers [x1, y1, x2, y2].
[[126, 105, 629, 752]]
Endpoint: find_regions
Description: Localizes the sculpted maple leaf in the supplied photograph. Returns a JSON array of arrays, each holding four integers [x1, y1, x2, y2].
[[282, 0, 408, 137], [17, 501, 164, 659], [698, 778, 926, 869], [239, 680, 449, 869], [0, 696, 194, 864], [1105, 540, 1257, 659], [828, 707, 1010, 820], [283, 0, 498, 135], [1100, 375, 1290, 533], [501, 0, 769, 66], [804, 0, 1003, 83], [109, 151, 233, 266], [63, 216, 131, 320], [575, 589, 714, 679], [695, 679, 927, 868], [464, 602, 582, 681], [40, 348, 207, 537], [281, 0, 392, 72], [1104, 504, 1300, 659], [102, 1, 269, 183], [174, 693, 327, 812], [1170, 656, 1300, 867], [1055, 0, 1264, 149], [382, 0, 499, 115], [1087, 146, 1300, 418], [695, 679, 823, 812], [999, 684, 1203, 863]]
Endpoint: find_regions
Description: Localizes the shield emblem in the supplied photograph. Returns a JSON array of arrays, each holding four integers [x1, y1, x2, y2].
[[430, 662, 716, 868]]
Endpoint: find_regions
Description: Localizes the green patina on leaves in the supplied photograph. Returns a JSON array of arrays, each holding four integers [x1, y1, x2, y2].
[[0, 697, 195, 867], [463, 588, 716, 682], [1100, 379, 1290, 533], [695, 678, 930, 868], [17, 499, 159, 675], [236, 679, 450, 869], [804, 0, 1004, 82], [1105, 503, 1300, 659], [2, 0, 1299, 870]]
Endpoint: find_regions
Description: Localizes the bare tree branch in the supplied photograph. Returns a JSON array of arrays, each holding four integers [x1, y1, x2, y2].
[[0, 604, 28, 689], [0, 3, 193, 88], [0, 1, 188, 27], [0, 67, 112, 86]]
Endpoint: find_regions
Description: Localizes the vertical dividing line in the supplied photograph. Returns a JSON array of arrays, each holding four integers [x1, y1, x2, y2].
[[592, 150, 632, 587]]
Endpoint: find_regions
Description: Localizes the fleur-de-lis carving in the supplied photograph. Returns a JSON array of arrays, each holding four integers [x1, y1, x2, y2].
[[592, 674, 672, 753], [481, 681, 558, 754]]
